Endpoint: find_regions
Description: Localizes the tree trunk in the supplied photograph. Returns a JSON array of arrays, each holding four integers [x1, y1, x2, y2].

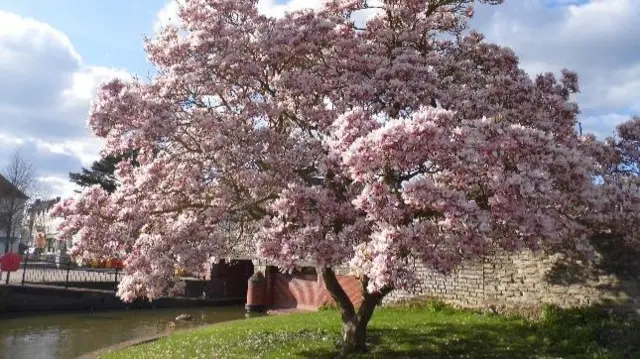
[[341, 317, 366, 354], [3, 227, 10, 253], [318, 267, 392, 358], [341, 300, 374, 354], [4, 215, 13, 253]]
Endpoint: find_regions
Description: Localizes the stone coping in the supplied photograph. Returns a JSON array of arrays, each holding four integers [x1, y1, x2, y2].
[[76, 333, 168, 359]]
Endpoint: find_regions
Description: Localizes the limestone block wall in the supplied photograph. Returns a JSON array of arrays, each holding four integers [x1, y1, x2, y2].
[[386, 247, 640, 312], [385, 259, 485, 307]]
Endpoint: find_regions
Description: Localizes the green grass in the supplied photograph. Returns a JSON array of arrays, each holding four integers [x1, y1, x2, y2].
[[102, 302, 640, 359]]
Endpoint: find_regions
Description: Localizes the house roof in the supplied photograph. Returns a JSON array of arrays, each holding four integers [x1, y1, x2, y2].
[[29, 197, 61, 213], [0, 174, 28, 200]]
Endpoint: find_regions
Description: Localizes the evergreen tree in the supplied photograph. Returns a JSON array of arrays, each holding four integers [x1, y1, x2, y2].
[[69, 151, 138, 194]]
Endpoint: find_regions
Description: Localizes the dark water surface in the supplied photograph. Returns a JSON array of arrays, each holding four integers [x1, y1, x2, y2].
[[0, 307, 245, 359]]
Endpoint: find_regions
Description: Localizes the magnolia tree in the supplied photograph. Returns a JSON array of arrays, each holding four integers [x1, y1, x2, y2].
[[53, 0, 636, 355]]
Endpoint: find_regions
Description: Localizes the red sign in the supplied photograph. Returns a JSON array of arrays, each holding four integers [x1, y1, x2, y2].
[[0, 253, 21, 272]]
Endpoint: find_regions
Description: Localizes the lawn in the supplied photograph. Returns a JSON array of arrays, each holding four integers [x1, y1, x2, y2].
[[102, 302, 640, 359]]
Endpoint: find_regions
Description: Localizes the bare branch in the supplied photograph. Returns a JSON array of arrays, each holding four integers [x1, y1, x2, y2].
[[0, 150, 37, 252]]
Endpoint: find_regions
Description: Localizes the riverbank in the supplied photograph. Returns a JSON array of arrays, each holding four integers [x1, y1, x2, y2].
[[80, 310, 293, 359], [101, 303, 640, 359]]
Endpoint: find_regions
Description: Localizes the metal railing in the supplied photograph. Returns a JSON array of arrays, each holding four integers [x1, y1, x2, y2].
[[3, 254, 121, 292], [2, 254, 237, 299]]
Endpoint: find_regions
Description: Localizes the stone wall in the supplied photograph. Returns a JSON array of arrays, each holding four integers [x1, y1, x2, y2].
[[386, 244, 640, 313], [248, 237, 640, 313]]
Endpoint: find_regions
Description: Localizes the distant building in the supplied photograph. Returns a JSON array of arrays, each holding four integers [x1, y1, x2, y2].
[[0, 174, 29, 255], [23, 197, 64, 254]]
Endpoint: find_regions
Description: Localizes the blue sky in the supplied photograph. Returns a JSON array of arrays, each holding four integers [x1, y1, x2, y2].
[[0, 0, 157, 75], [0, 0, 638, 197]]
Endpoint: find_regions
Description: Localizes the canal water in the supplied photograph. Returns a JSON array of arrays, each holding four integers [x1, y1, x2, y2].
[[0, 307, 245, 359]]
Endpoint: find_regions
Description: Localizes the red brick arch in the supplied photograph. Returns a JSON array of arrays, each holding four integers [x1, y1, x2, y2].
[[267, 266, 363, 310]]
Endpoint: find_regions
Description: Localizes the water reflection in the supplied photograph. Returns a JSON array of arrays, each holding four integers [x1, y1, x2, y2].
[[0, 307, 244, 359]]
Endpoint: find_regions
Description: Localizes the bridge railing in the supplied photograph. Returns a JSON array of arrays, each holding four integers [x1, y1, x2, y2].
[[13, 254, 121, 291], [2, 254, 214, 299]]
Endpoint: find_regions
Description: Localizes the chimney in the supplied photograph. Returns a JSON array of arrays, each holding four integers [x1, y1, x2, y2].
[[56, 197, 61, 202]]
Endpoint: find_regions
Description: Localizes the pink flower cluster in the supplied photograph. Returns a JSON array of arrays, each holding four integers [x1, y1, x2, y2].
[[340, 107, 603, 291], [53, 0, 637, 300]]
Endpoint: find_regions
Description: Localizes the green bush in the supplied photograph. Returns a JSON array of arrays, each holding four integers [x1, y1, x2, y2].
[[317, 302, 338, 311]]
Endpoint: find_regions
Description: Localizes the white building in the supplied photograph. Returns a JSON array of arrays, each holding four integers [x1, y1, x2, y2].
[[0, 174, 29, 256], [23, 197, 65, 254]]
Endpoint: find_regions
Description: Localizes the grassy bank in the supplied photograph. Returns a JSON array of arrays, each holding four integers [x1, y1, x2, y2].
[[102, 302, 640, 359]]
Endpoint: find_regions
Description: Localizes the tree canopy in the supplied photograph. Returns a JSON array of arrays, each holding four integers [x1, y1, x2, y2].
[[53, 0, 640, 355]]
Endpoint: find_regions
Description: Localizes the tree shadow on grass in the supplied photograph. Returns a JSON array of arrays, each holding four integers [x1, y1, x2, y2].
[[294, 315, 640, 359], [294, 323, 542, 359]]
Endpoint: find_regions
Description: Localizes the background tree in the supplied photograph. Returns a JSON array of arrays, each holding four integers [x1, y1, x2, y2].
[[53, 0, 634, 356], [69, 150, 138, 193], [0, 150, 36, 253]]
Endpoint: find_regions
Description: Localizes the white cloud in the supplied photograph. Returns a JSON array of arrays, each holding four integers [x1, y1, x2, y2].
[[0, 133, 24, 146], [0, 11, 131, 199], [257, 0, 323, 18], [563, 0, 634, 38], [35, 137, 104, 167], [37, 175, 81, 199], [602, 64, 640, 113], [471, 0, 640, 137], [0, 11, 81, 64], [153, 0, 185, 33], [61, 66, 131, 107]]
